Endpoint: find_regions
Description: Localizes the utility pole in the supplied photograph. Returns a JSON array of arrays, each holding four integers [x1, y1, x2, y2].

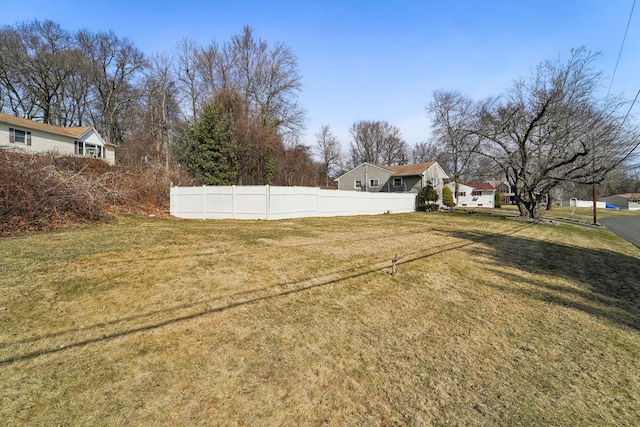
[[592, 181, 598, 225]]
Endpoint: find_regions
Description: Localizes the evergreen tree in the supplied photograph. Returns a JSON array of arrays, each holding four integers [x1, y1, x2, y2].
[[175, 104, 238, 185], [494, 191, 502, 208], [416, 185, 439, 211], [442, 186, 455, 208]]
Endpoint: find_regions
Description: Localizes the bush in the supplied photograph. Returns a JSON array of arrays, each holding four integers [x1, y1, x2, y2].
[[417, 202, 440, 212], [494, 191, 503, 208], [54, 156, 112, 174], [0, 149, 108, 235], [416, 185, 439, 211], [0, 149, 194, 236], [442, 186, 455, 208]]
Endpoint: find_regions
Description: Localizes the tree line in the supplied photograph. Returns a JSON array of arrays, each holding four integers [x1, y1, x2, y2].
[[0, 19, 428, 187], [0, 20, 318, 185], [2, 21, 638, 215]]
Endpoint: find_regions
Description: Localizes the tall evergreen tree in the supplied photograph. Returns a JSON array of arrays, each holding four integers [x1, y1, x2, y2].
[[175, 103, 238, 185]]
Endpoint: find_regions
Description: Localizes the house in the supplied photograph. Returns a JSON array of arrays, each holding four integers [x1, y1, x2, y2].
[[446, 182, 496, 208], [0, 112, 115, 165], [335, 161, 449, 201], [599, 193, 640, 211], [487, 180, 514, 204]]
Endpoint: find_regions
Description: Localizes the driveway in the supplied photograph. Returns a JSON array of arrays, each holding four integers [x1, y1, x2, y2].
[[599, 216, 640, 248]]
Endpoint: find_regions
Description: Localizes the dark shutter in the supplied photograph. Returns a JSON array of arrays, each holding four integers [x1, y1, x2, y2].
[[9, 128, 14, 143], [26, 131, 31, 146], [102, 146, 105, 158], [74, 141, 78, 154]]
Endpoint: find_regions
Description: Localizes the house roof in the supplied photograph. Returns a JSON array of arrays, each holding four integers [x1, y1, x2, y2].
[[0, 112, 94, 139], [466, 182, 496, 191], [617, 193, 640, 200], [373, 161, 436, 176]]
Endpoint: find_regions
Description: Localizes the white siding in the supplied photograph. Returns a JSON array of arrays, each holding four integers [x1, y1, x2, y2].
[[447, 183, 495, 208], [1, 121, 114, 165]]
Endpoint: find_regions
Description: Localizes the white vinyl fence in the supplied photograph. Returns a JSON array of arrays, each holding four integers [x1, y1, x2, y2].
[[170, 185, 417, 220], [561, 198, 606, 208]]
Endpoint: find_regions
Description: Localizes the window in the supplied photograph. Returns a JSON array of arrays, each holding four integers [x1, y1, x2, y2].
[[77, 141, 103, 159], [431, 176, 438, 188], [369, 179, 379, 187], [393, 177, 403, 187], [458, 192, 466, 197], [14, 129, 26, 144], [472, 190, 482, 196], [354, 180, 362, 188], [9, 128, 31, 145]]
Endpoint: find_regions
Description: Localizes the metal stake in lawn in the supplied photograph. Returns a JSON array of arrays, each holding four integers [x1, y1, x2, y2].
[[391, 254, 401, 277]]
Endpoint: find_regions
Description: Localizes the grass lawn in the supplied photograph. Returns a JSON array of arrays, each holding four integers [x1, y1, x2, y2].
[[1, 212, 639, 426], [494, 204, 640, 225]]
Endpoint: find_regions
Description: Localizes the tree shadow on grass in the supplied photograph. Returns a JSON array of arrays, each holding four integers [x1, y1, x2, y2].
[[1, 252, 408, 365], [3, 223, 637, 365], [0, 227, 486, 365], [444, 229, 640, 332]]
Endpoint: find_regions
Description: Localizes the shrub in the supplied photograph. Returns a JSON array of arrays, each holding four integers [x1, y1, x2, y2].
[[54, 156, 112, 174], [0, 149, 194, 236], [0, 149, 108, 235], [417, 202, 440, 212], [442, 186, 455, 208], [416, 185, 439, 211], [494, 191, 503, 208]]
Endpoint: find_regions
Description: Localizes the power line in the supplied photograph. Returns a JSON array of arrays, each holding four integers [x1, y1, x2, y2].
[[622, 88, 640, 126], [607, 0, 636, 95]]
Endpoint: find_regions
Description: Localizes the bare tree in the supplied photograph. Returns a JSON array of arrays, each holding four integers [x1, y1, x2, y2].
[[411, 141, 443, 164], [314, 124, 342, 186], [137, 52, 181, 168], [174, 37, 201, 121], [183, 26, 305, 134], [194, 40, 235, 101], [596, 163, 640, 196], [276, 140, 318, 186], [229, 26, 304, 134], [78, 30, 147, 144], [475, 48, 640, 218], [0, 20, 83, 125], [214, 88, 281, 185], [348, 120, 407, 167], [427, 90, 482, 203]]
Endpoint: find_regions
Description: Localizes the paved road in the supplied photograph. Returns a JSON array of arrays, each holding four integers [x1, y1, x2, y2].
[[599, 216, 640, 248]]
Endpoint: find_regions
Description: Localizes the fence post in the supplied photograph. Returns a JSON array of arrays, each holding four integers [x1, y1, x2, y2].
[[232, 185, 236, 219], [202, 185, 206, 219], [293, 186, 297, 218], [266, 185, 270, 220]]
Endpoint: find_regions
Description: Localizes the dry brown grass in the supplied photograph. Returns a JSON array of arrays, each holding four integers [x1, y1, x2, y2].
[[1, 212, 639, 426]]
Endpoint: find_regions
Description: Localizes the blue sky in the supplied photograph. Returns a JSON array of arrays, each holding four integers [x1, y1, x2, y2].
[[3, 0, 639, 151]]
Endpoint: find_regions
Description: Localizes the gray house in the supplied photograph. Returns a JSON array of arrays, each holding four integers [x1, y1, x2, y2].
[[335, 161, 449, 200], [599, 193, 640, 211]]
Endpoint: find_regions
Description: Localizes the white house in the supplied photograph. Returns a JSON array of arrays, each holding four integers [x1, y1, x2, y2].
[[447, 182, 496, 208], [0, 112, 115, 165]]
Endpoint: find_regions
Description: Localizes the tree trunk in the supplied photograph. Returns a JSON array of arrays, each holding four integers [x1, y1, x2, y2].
[[515, 196, 540, 219]]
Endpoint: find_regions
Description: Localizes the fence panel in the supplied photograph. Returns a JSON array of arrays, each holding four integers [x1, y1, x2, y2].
[[170, 185, 417, 220]]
